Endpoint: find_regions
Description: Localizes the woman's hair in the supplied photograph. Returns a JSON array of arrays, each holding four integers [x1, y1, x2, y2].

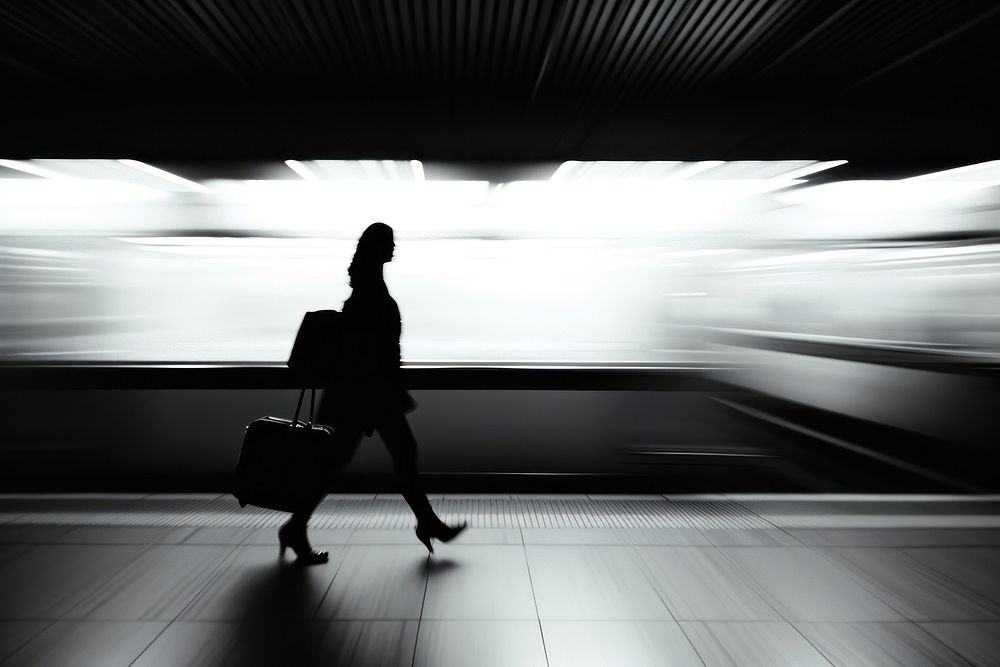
[[348, 222, 393, 287]]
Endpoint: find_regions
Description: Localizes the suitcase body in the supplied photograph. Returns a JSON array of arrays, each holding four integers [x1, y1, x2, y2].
[[234, 415, 334, 513]]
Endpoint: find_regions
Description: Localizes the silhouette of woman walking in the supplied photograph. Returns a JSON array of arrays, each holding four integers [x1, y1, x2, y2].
[[279, 222, 465, 564]]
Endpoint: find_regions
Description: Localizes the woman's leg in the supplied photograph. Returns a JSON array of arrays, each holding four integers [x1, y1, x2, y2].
[[376, 412, 443, 528], [298, 422, 366, 517], [283, 422, 365, 559], [297, 385, 365, 525]]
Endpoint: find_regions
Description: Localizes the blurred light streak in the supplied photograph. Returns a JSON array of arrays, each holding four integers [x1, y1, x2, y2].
[[0, 265, 88, 271], [0, 178, 168, 206], [0, 246, 81, 258], [0, 159, 64, 179], [410, 159, 425, 181], [27, 160, 196, 193], [286, 160, 424, 181], [906, 160, 1000, 184], [776, 180, 986, 209], [217, 180, 492, 233], [740, 249, 866, 268], [284, 159, 319, 181], [549, 161, 578, 180], [664, 160, 724, 180], [777, 159, 848, 179], [876, 244, 1000, 261], [548, 160, 817, 181], [117, 160, 213, 194]]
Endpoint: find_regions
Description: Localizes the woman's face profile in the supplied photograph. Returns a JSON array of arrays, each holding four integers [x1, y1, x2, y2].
[[358, 223, 395, 265], [381, 234, 395, 263]]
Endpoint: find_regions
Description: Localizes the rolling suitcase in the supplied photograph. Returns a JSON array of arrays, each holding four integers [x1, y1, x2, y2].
[[234, 388, 334, 512]]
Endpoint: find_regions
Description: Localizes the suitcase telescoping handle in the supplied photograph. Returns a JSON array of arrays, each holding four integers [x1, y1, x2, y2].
[[291, 388, 316, 428]]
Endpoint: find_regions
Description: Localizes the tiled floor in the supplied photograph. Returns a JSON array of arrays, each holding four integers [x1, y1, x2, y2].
[[0, 494, 998, 665]]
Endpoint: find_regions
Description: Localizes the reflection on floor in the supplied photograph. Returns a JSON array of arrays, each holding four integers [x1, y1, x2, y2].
[[1, 494, 999, 666]]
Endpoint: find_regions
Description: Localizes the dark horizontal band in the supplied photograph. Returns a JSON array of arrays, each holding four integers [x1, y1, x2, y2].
[[0, 363, 744, 391]]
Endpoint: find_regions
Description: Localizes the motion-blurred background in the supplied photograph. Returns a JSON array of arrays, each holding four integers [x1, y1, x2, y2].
[[1, 0, 997, 493], [1, 158, 998, 365]]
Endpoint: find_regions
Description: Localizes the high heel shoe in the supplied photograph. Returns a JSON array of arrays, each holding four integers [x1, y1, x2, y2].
[[278, 522, 329, 565], [415, 521, 467, 554]]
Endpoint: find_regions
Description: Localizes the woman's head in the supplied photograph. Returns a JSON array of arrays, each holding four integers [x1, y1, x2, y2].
[[348, 222, 395, 286]]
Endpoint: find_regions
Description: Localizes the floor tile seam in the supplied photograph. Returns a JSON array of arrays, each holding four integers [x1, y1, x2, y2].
[[235, 524, 358, 547], [808, 546, 986, 623], [0, 619, 55, 663], [889, 613, 1000, 623], [861, 546, 1000, 613], [410, 551, 431, 667], [628, 544, 789, 620], [901, 544, 1000, 549], [532, 615, 696, 621], [692, 621, 798, 667], [418, 614, 550, 621], [782, 620, 841, 667], [906, 622, 981, 667], [704, 545, 798, 625], [318, 615, 424, 622], [798, 543, 1000, 549], [170, 543, 243, 623], [701, 542, 802, 548], [810, 547, 932, 623], [672, 620, 710, 667], [679, 617, 912, 624], [915, 620, 1000, 626], [62, 542, 213, 622], [626, 538, 682, 626], [313, 542, 363, 620], [801, 619, 965, 625], [0, 542, 36, 567], [41, 538, 191, 547], [538, 618, 824, 624], [698, 530, 798, 623], [518, 527, 551, 667], [3, 524, 77, 541], [126, 617, 176, 667], [896, 548, 1000, 608], [51, 542, 158, 622]]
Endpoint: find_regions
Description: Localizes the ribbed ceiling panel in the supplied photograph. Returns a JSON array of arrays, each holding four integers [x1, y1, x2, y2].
[[1, 0, 997, 161], [1, 0, 995, 99]]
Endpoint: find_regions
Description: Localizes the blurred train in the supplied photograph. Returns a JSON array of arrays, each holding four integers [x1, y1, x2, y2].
[[1, 159, 998, 492]]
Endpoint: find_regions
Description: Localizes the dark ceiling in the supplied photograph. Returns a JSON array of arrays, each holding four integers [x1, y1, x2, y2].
[[1, 0, 998, 171]]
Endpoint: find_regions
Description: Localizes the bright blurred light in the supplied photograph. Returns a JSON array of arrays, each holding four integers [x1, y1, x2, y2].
[[907, 160, 1000, 184], [411, 159, 425, 181], [285, 159, 424, 181], [665, 161, 724, 180], [0, 159, 65, 179], [545, 160, 833, 182], [0, 178, 169, 207], [495, 178, 803, 209], [776, 180, 987, 209], [778, 160, 848, 180], [2, 158, 998, 365], [549, 161, 579, 180], [204, 179, 491, 236], [285, 159, 319, 181], [117, 160, 213, 194]]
